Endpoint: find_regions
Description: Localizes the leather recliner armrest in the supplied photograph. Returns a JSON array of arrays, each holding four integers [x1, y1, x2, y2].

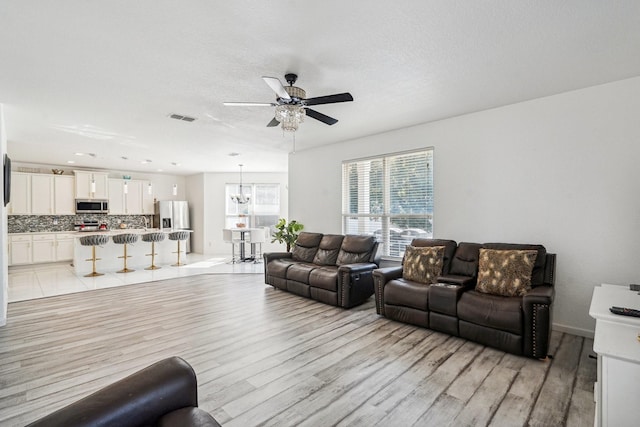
[[522, 285, 555, 358], [338, 263, 378, 308], [263, 252, 293, 264], [436, 274, 476, 287], [372, 266, 404, 315], [27, 357, 219, 427]]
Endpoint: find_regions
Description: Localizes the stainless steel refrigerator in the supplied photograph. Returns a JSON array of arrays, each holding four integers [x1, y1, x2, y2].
[[155, 200, 191, 252]]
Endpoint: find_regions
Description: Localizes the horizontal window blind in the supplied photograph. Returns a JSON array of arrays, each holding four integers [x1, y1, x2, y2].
[[342, 149, 433, 257]]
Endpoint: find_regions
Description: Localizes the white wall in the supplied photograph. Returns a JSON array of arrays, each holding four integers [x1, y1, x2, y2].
[[1, 105, 8, 327], [197, 172, 289, 256], [289, 76, 640, 337]]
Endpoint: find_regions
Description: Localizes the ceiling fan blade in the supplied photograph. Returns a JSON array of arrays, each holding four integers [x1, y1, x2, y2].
[[223, 102, 276, 107], [267, 117, 280, 127], [303, 92, 353, 106], [305, 108, 338, 125], [262, 76, 291, 100]]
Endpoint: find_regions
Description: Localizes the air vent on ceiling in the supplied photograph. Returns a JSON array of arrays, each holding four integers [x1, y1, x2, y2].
[[169, 113, 197, 122]]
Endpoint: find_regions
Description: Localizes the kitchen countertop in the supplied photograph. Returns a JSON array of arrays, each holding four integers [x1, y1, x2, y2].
[[10, 229, 193, 237]]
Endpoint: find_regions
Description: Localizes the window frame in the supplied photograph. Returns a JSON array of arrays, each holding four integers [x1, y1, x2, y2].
[[342, 148, 434, 259]]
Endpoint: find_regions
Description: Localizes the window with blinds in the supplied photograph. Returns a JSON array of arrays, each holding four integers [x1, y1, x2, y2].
[[342, 148, 433, 257], [226, 183, 281, 229]]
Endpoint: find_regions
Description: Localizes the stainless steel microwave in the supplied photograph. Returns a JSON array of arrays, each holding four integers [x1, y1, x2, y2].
[[75, 199, 108, 214]]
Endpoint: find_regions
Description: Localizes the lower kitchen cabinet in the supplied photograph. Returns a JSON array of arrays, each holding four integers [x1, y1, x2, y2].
[[32, 234, 56, 263], [9, 233, 76, 266], [9, 235, 32, 265]]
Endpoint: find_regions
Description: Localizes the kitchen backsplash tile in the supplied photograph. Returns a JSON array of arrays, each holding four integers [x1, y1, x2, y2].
[[8, 215, 153, 233]]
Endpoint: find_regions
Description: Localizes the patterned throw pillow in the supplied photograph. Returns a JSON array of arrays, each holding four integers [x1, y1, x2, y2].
[[476, 249, 538, 297], [402, 246, 445, 285]]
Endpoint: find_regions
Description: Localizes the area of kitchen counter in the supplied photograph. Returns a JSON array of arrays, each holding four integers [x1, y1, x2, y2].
[[71, 228, 193, 237]]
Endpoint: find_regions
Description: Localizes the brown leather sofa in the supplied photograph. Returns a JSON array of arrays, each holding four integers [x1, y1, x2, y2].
[[264, 232, 381, 308], [27, 357, 219, 427], [373, 239, 556, 358]]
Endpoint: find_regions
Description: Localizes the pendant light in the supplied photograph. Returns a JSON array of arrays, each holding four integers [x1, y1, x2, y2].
[[230, 164, 251, 204]]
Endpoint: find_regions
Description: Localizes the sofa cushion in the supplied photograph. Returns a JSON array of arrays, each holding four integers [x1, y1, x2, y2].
[[402, 245, 445, 285], [313, 234, 344, 266], [482, 243, 546, 286], [383, 278, 430, 311], [336, 235, 376, 265], [291, 232, 323, 262], [287, 263, 317, 283], [448, 242, 482, 277], [309, 266, 339, 291], [476, 249, 538, 297], [268, 259, 296, 278], [457, 290, 524, 335], [409, 239, 457, 274]]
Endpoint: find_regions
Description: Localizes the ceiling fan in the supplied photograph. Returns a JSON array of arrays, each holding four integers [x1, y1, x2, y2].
[[223, 73, 353, 131]]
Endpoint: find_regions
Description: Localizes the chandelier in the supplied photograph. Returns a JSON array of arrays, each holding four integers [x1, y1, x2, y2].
[[230, 164, 251, 204], [274, 104, 306, 132]]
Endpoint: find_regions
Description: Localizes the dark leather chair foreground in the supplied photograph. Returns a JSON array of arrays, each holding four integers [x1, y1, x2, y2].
[[27, 356, 220, 427]]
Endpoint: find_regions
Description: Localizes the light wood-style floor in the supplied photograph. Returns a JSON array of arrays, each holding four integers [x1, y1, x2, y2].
[[0, 274, 596, 426]]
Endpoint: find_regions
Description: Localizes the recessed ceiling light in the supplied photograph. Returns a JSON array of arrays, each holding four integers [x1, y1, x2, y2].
[[157, 169, 163, 172], [67, 160, 75, 164], [74, 152, 84, 156], [141, 159, 152, 164]]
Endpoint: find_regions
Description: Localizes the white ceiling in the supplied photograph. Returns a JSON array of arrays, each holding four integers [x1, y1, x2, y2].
[[1, 1, 639, 175]]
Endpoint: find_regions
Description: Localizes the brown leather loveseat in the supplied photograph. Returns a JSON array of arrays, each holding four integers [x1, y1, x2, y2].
[[373, 239, 556, 359], [264, 232, 381, 308]]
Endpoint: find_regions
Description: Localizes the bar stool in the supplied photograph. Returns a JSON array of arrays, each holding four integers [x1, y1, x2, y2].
[[112, 233, 139, 273], [168, 231, 190, 266], [249, 227, 267, 263], [79, 234, 110, 277], [222, 229, 241, 263], [141, 232, 165, 270]]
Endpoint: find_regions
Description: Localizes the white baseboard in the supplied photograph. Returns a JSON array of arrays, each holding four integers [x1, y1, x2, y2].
[[553, 322, 594, 339]]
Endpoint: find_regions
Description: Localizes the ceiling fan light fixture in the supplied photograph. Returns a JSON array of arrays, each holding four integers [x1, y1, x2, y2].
[[275, 105, 306, 132]]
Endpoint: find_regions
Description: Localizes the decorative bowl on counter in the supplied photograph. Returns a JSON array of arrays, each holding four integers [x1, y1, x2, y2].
[[236, 223, 246, 228], [51, 169, 64, 175]]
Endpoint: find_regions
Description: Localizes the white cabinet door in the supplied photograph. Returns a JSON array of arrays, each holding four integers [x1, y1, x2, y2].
[[54, 175, 76, 214], [108, 179, 125, 214], [75, 171, 109, 199], [55, 234, 75, 261], [9, 235, 32, 265], [8, 172, 30, 214], [32, 235, 56, 263], [31, 174, 54, 215], [125, 180, 143, 214], [142, 180, 154, 214]]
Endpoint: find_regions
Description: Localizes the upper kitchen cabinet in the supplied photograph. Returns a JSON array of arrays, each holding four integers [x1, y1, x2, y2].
[[108, 178, 143, 214], [53, 175, 75, 214], [74, 170, 108, 199], [31, 174, 54, 214], [142, 180, 154, 214], [8, 172, 31, 214]]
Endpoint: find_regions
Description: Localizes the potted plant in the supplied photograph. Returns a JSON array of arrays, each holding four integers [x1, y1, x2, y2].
[[271, 218, 304, 252]]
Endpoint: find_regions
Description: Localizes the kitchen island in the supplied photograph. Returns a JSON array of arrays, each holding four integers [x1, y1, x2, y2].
[[73, 229, 192, 276]]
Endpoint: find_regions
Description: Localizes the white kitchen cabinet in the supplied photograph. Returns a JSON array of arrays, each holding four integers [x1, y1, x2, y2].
[[54, 175, 76, 214], [74, 171, 108, 199], [31, 174, 54, 215], [8, 172, 30, 214], [32, 234, 56, 263], [109, 179, 144, 214], [126, 180, 143, 214], [9, 235, 32, 265], [108, 179, 126, 214], [55, 233, 75, 261], [142, 180, 154, 214]]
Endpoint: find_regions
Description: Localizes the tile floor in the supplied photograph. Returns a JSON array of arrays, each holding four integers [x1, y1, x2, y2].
[[8, 253, 264, 302]]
